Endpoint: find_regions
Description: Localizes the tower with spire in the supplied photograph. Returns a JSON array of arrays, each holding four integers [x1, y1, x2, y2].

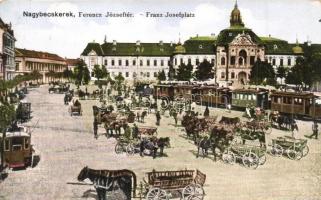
[[230, 0, 245, 27]]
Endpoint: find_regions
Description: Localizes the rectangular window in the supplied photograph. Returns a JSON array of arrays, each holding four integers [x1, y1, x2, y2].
[[196, 59, 199, 65], [168, 60, 171, 66], [230, 56, 235, 65], [288, 59, 291, 66], [104, 60, 107, 65], [174, 58, 177, 65], [154, 72, 157, 77], [147, 72, 150, 77], [125, 60, 129, 66], [211, 59, 215, 65], [140, 60, 143, 66], [133, 60, 136, 66], [272, 59, 276, 66], [180, 58, 183, 65], [126, 72, 129, 77], [160, 60, 164, 66], [154, 60, 157, 66], [188, 58, 191, 65], [147, 60, 150, 66], [4, 139, 10, 151], [118, 60, 122, 66], [24, 138, 29, 149], [221, 72, 225, 79], [280, 59, 283, 66], [111, 60, 115, 66], [250, 56, 255, 65]]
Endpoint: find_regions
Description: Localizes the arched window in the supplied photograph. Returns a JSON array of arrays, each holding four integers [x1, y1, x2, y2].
[[221, 57, 226, 65], [239, 50, 247, 65]]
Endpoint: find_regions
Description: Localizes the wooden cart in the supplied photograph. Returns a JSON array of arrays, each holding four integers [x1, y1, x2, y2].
[[222, 143, 266, 170], [138, 126, 157, 137], [144, 169, 206, 200], [270, 136, 309, 160]]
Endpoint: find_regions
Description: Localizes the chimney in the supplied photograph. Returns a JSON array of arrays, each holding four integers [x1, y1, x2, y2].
[[211, 33, 215, 37], [269, 34, 271, 38], [113, 40, 117, 45], [196, 34, 199, 38], [170, 41, 173, 46], [159, 40, 163, 45], [136, 40, 141, 46]]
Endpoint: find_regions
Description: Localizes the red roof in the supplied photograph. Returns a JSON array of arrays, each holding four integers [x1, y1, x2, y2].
[[15, 48, 66, 62]]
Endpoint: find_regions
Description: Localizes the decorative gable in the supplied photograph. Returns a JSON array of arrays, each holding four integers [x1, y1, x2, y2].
[[230, 33, 256, 46], [88, 50, 97, 56]]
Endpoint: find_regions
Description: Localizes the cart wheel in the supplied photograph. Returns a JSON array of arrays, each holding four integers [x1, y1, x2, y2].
[[242, 152, 259, 169], [302, 146, 309, 157], [126, 144, 135, 156], [182, 184, 205, 200], [146, 188, 168, 200], [286, 147, 303, 160], [259, 154, 267, 165], [222, 151, 236, 165], [115, 143, 123, 154], [270, 144, 283, 157]]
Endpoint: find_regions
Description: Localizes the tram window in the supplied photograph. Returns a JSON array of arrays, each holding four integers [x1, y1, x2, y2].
[[240, 94, 244, 100], [253, 95, 257, 100], [294, 98, 303, 105], [24, 138, 29, 149], [4, 139, 10, 151], [12, 145, 22, 151]]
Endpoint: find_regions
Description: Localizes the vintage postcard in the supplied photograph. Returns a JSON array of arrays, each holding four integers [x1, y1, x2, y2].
[[0, 0, 321, 200]]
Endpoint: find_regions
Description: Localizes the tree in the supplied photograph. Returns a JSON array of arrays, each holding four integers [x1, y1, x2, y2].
[[249, 59, 276, 85], [83, 67, 91, 85], [157, 70, 166, 82], [285, 57, 311, 87], [175, 63, 193, 81], [168, 65, 176, 81], [277, 66, 287, 84], [114, 74, 125, 95], [194, 60, 214, 81], [93, 65, 104, 80], [63, 68, 73, 81], [101, 65, 109, 79]]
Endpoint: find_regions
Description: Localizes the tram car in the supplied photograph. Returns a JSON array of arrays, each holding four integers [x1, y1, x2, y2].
[[270, 91, 321, 118], [196, 86, 231, 107], [0, 128, 34, 169], [231, 89, 269, 109], [153, 84, 175, 100], [173, 84, 199, 101]]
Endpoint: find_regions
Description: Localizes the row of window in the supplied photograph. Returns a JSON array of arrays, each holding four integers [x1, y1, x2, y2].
[[273, 97, 306, 105], [107, 71, 161, 78], [105, 59, 168, 67], [26, 62, 65, 72], [174, 58, 215, 66], [270, 58, 292, 66], [220, 72, 250, 79]]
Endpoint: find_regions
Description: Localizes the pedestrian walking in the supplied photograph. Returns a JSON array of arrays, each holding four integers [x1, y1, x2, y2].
[[156, 111, 161, 126], [308, 120, 319, 139], [93, 118, 98, 139]]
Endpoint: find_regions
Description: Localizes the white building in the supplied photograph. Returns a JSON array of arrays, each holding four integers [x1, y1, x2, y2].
[[81, 2, 312, 85]]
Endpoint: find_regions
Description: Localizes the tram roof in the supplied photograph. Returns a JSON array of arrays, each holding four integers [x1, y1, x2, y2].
[[270, 91, 315, 98], [1, 131, 30, 138]]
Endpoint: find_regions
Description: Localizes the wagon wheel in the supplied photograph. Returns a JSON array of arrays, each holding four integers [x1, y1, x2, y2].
[[115, 143, 124, 154], [286, 147, 303, 160], [182, 184, 205, 200], [259, 154, 267, 165], [146, 188, 168, 200], [222, 150, 236, 165], [302, 145, 309, 157], [270, 144, 283, 157], [126, 143, 135, 156], [242, 152, 259, 169]]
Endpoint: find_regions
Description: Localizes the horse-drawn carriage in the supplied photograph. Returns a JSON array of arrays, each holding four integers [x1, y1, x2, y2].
[[270, 136, 309, 160], [16, 102, 32, 122], [222, 144, 266, 169], [69, 101, 82, 116], [49, 84, 69, 94], [77, 167, 206, 200], [144, 169, 206, 200], [137, 126, 157, 137]]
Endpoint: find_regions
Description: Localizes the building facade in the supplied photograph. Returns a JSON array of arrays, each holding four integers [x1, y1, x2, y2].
[[15, 48, 67, 83], [0, 18, 16, 80], [81, 2, 317, 84]]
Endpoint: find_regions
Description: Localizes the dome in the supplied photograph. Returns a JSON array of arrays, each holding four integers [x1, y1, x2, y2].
[[292, 45, 303, 54], [174, 44, 186, 54], [230, 1, 245, 27]]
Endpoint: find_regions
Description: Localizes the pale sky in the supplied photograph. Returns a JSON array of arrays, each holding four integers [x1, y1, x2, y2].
[[0, 0, 320, 58]]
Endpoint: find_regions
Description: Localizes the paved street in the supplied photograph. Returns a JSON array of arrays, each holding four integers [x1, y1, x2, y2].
[[1, 85, 321, 200]]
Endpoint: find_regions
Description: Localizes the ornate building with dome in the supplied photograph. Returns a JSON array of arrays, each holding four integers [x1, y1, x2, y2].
[[80, 2, 319, 84]]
